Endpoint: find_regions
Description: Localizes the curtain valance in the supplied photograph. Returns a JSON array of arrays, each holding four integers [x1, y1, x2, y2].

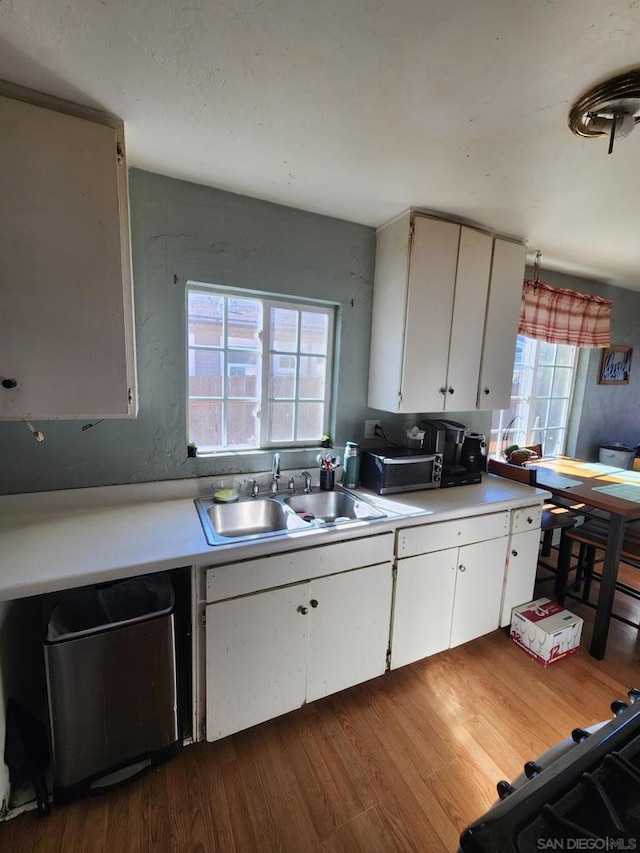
[[518, 279, 612, 348]]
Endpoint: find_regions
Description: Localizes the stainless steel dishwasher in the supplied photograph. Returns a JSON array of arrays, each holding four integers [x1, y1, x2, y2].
[[44, 573, 181, 804]]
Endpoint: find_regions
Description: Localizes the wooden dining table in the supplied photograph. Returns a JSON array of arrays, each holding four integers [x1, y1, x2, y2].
[[531, 456, 640, 659]]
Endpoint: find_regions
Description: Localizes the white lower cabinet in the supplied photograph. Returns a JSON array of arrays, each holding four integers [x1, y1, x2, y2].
[[204, 534, 394, 741], [391, 512, 510, 669], [500, 505, 543, 627]]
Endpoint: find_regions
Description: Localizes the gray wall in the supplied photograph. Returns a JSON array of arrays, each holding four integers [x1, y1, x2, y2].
[[525, 267, 640, 461]]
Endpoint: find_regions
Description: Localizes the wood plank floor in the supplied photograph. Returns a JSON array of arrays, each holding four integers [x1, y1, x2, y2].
[[3, 569, 640, 853]]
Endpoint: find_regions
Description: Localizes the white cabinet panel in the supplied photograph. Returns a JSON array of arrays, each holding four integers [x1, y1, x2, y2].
[[206, 532, 394, 602], [307, 562, 392, 702], [391, 549, 457, 667], [397, 511, 509, 559], [500, 528, 541, 628], [445, 227, 493, 409], [206, 584, 308, 741], [0, 90, 136, 419], [478, 238, 527, 410], [449, 538, 507, 648]]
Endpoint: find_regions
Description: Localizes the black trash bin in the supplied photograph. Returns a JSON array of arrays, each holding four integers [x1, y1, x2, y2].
[[44, 573, 181, 804]]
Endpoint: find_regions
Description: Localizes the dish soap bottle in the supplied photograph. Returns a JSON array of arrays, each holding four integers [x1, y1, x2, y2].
[[342, 441, 360, 488]]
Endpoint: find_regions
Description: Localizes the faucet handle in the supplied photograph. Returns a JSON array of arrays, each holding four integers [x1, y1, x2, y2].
[[287, 476, 296, 493], [244, 478, 259, 497], [299, 471, 313, 493]]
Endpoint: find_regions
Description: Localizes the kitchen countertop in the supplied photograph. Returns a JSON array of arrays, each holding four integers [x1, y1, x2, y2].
[[0, 475, 550, 602]]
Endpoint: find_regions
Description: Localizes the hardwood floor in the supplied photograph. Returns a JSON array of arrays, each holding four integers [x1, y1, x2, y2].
[[3, 573, 640, 853]]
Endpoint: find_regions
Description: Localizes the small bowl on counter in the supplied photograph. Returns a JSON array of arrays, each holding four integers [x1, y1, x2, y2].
[[210, 478, 242, 503]]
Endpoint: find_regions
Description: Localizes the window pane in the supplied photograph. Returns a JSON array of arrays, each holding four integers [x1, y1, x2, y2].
[[531, 398, 549, 432], [538, 342, 556, 365], [269, 354, 297, 398], [189, 400, 223, 447], [534, 366, 553, 397], [297, 402, 323, 440], [270, 307, 298, 352], [545, 430, 565, 456], [556, 345, 575, 367], [227, 350, 259, 398], [268, 401, 294, 442], [189, 350, 223, 397], [552, 367, 573, 398], [299, 357, 326, 399], [228, 298, 261, 349], [548, 397, 568, 429], [188, 292, 224, 347], [301, 311, 328, 355], [226, 402, 259, 448]]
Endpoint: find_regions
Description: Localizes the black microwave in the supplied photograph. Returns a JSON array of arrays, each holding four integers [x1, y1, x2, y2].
[[359, 448, 443, 494]]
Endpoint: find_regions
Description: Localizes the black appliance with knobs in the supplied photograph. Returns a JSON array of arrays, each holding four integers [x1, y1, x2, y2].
[[458, 688, 640, 851], [421, 419, 484, 488]]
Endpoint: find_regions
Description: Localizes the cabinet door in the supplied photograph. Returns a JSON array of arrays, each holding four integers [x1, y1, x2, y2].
[[449, 537, 508, 648], [390, 549, 457, 668], [306, 562, 392, 702], [500, 528, 540, 627], [477, 238, 527, 410], [0, 92, 135, 419], [400, 216, 460, 413], [445, 227, 493, 410], [205, 584, 308, 741]]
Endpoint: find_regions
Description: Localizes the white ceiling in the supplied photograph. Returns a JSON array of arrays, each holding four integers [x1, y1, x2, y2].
[[3, 0, 640, 288]]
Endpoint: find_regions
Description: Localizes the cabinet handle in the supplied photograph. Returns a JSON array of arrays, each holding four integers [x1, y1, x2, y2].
[[527, 517, 533, 524], [439, 387, 447, 395], [1, 378, 17, 389], [483, 387, 490, 395], [310, 599, 319, 608], [448, 387, 454, 394], [458, 564, 466, 572], [511, 549, 518, 557], [297, 606, 309, 615]]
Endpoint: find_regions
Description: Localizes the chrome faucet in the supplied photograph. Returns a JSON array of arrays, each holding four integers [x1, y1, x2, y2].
[[270, 453, 281, 494], [299, 471, 313, 493]]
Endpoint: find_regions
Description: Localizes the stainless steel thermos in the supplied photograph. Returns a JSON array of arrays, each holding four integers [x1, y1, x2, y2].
[[343, 441, 361, 488]]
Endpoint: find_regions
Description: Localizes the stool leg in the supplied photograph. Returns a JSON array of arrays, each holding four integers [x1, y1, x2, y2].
[[541, 529, 553, 558], [555, 532, 573, 605], [582, 546, 596, 602]]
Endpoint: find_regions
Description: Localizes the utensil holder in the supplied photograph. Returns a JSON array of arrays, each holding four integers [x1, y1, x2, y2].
[[320, 469, 334, 491]]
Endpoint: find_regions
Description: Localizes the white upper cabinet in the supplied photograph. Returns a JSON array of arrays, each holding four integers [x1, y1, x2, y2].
[[0, 88, 136, 419], [367, 212, 525, 414]]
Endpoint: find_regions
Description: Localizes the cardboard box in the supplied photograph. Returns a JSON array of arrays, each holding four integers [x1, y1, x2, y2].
[[510, 598, 583, 666]]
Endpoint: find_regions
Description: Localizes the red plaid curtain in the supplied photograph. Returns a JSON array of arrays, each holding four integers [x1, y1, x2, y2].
[[518, 280, 612, 348]]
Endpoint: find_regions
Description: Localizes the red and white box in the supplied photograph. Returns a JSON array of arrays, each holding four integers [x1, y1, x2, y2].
[[510, 598, 583, 666]]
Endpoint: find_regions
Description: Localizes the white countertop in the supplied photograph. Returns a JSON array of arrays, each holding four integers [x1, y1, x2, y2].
[[0, 475, 550, 602]]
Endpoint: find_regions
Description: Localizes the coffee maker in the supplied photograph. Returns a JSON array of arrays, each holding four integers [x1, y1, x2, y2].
[[421, 419, 484, 488]]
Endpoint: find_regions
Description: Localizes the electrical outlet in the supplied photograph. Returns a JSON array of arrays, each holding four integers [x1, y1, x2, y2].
[[364, 419, 381, 440]]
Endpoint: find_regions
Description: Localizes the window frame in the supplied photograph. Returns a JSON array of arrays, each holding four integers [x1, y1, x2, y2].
[[490, 335, 579, 458], [186, 283, 336, 453]]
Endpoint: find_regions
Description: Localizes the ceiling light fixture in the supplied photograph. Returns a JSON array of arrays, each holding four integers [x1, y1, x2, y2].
[[568, 68, 640, 154]]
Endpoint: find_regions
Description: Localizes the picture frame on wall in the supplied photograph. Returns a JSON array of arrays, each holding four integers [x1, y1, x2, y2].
[[599, 345, 633, 385]]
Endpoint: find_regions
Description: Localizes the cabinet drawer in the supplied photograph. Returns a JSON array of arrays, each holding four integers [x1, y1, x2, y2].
[[206, 532, 394, 602], [511, 505, 542, 534], [397, 512, 509, 558]]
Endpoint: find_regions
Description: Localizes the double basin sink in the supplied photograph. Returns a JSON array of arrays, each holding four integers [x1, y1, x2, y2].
[[195, 487, 386, 546]]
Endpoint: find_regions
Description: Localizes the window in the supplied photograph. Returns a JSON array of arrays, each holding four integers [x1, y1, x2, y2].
[[187, 285, 335, 452], [490, 335, 578, 458]]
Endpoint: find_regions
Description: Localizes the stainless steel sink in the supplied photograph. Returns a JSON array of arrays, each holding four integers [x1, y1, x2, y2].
[[195, 487, 386, 546], [195, 497, 307, 545], [285, 490, 386, 522]]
